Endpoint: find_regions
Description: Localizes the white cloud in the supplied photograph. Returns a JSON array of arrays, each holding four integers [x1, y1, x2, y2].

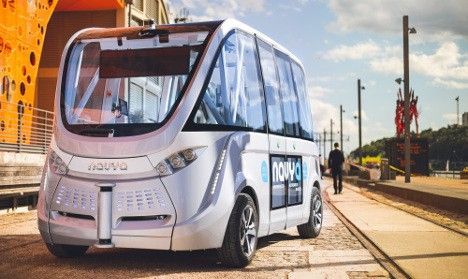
[[325, 40, 468, 90], [369, 56, 401, 74], [369, 41, 468, 88], [433, 78, 468, 89], [328, 0, 468, 40], [308, 85, 331, 97], [322, 41, 380, 62], [308, 93, 394, 153], [168, 0, 266, 21], [442, 113, 457, 124], [413, 42, 468, 80], [279, 0, 312, 12], [308, 94, 359, 153]]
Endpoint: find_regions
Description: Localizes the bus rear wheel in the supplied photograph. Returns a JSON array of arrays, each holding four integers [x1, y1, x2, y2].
[[297, 187, 322, 238], [45, 242, 89, 258], [217, 193, 258, 267]]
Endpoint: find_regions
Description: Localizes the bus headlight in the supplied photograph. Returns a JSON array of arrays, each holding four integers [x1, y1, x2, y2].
[[169, 154, 186, 169], [155, 147, 204, 176], [49, 150, 69, 175], [181, 149, 197, 161], [156, 161, 172, 176]]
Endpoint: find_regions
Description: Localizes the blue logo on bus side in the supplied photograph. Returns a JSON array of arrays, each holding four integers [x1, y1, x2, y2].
[[295, 161, 302, 181], [302, 162, 308, 181], [261, 161, 269, 182]]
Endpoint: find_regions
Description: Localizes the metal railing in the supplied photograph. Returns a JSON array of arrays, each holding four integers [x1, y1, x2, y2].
[[0, 101, 54, 154], [431, 170, 461, 179]]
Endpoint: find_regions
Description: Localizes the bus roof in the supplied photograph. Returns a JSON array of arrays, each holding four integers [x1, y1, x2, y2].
[[219, 19, 303, 68], [75, 19, 303, 69]]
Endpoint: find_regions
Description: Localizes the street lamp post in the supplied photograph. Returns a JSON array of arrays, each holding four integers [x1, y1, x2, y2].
[[340, 105, 344, 152], [357, 79, 365, 165], [403, 15, 416, 183], [330, 119, 334, 151], [323, 128, 327, 162], [456, 96, 460, 125]]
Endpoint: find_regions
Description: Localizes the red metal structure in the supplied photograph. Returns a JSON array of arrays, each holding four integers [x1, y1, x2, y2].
[[395, 88, 419, 137]]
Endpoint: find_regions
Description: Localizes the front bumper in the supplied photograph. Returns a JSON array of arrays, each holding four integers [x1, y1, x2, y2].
[[38, 174, 234, 251], [39, 176, 175, 250]]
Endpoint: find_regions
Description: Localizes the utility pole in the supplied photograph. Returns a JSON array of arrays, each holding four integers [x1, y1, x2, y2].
[[340, 105, 344, 152], [323, 129, 327, 163], [403, 15, 414, 183], [357, 79, 364, 165], [456, 96, 460, 125], [330, 120, 332, 151]]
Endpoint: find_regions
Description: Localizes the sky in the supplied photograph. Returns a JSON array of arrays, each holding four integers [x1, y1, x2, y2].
[[167, 0, 468, 154]]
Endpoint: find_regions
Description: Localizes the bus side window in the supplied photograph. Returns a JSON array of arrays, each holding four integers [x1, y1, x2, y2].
[[257, 40, 284, 135], [275, 51, 300, 137], [195, 59, 224, 125], [193, 31, 266, 131], [291, 63, 313, 140]]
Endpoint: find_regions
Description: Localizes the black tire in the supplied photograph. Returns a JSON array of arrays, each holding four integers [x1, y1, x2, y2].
[[217, 193, 258, 267], [45, 242, 89, 258], [297, 187, 323, 238]]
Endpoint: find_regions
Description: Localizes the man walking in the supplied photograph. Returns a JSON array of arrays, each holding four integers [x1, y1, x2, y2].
[[328, 142, 345, 194]]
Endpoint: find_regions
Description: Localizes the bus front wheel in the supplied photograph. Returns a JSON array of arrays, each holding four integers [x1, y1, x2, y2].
[[217, 193, 258, 267]]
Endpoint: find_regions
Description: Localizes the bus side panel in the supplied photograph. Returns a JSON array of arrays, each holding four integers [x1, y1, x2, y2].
[[239, 133, 270, 237]]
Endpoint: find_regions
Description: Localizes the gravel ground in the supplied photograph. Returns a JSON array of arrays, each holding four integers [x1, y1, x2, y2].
[[0, 185, 389, 279]]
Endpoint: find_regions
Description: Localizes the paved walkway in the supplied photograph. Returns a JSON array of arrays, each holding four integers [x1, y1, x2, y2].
[[327, 181, 468, 279]]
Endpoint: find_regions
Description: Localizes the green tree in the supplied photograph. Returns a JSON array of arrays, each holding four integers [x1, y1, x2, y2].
[[350, 125, 468, 170]]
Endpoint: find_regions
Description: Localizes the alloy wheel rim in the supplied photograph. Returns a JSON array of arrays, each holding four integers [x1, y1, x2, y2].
[[240, 205, 256, 257], [312, 195, 323, 231]]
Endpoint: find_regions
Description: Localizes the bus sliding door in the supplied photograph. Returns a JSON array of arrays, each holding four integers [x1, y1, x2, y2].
[[274, 51, 306, 228], [256, 38, 287, 233]]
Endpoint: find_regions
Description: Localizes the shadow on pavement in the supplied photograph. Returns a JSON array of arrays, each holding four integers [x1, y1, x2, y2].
[[257, 232, 301, 249]]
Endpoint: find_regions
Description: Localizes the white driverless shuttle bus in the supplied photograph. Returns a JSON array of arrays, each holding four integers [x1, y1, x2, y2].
[[38, 19, 323, 267]]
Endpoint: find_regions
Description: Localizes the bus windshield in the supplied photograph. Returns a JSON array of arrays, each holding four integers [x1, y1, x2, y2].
[[62, 30, 209, 136]]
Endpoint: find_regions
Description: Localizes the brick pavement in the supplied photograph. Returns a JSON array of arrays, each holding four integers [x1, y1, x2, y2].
[[328, 182, 468, 279]]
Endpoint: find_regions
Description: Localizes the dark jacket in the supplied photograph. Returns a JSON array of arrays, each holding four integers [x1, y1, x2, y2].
[[328, 149, 344, 172]]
